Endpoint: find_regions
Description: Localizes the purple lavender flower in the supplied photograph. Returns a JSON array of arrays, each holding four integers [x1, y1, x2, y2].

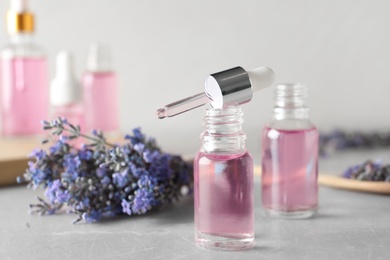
[[129, 163, 148, 178], [320, 129, 390, 156], [30, 149, 46, 160], [96, 167, 107, 178], [148, 153, 173, 180], [133, 143, 145, 154], [371, 160, 382, 171], [28, 161, 46, 187], [59, 134, 69, 142], [121, 144, 132, 156], [143, 150, 160, 163], [56, 190, 71, 203], [82, 198, 91, 207], [61, 118, 68, 124], [82, 210, 102, 223], [45, 180, 71, 204], [131, 188, 155, 214], [16, 176, 24, 184], [343, 160, 390, 182], [63, 154, 81, 181], [45, 180, 62, 203], [125, 127, 145, 145], [49, 141, 66, 154], [91, 129, 99, 136], [47, 209, 56, 215], [137, 175, 158, 189], [101, 176, 111, 186], [20, 118, 193, 223], [75, 197, 91, 211], [78, 148, 93, 161], [342, 164, 361, 179], [63, 154, 81, 171], [112, 170, 129, 188], [121, 199, 132, 215]]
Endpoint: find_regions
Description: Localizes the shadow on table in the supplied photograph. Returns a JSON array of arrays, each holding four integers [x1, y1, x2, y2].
[[152, 196, 194, 225], [95, 196, 194, 225]]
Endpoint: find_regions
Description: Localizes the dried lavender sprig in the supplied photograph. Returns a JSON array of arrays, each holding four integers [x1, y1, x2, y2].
[[29, 196, 63, 216], [343, 160, 390, 182], [19, 119, 193, 224], [41, 118, 115, 147], [320, 129, 390, 156]]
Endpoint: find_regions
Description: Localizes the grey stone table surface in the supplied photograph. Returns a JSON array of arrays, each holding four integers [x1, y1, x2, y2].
[[1, 149, 390, 260]]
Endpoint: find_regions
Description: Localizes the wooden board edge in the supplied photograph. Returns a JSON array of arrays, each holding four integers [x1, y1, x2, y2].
[[318, 174, 390, 194], [0, 158, 29, 186]]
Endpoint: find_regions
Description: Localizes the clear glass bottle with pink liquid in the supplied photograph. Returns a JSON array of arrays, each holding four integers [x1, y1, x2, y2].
[[194, 105, 254, 250], [262, 83, 318, 218], [82, 43, 119, 133], [0, 0, 48, 136]]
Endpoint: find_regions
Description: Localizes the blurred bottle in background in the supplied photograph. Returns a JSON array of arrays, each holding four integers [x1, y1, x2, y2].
[[262, 83, 318, 218], [0, 0, 48, 136], [82, 43, 119, 133], [50, 51, 84, 130]]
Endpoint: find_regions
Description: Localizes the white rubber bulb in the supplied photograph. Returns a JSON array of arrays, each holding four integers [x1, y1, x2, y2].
[[10, 0, 28, 13], [50, 51, 80, 106], [247, 67, 275, 93], [55, 51, 74, 79]]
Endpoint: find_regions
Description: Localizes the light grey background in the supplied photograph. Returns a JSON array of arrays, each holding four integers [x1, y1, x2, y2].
[[1, 0, 389, 156]]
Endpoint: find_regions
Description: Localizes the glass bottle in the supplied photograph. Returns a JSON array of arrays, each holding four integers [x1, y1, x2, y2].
[[194, 105, 254, 250], [0, 0, 48, 136], [82, 43, 119, 133], [261, 83, 318, 218]]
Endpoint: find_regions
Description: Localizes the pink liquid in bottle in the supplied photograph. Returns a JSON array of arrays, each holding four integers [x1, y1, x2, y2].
[[194, 151, 254, 249], [0, 58, 48, 136], [82, 71, 118, 132], [262, 127, 318, 217]]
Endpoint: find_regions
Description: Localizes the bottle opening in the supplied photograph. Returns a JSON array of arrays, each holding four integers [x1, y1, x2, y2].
[[201, 105, 246, 153], [274, 83, 309, 120]]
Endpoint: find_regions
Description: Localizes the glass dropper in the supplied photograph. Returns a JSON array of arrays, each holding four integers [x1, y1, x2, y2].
[[157, 92, 210, 119], [157, 66, 275, 119]]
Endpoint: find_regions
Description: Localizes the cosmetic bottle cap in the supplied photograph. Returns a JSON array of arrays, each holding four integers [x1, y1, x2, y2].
[[205, 66, 275, 109], [7, 0, 34, 34], [51, 51, 81, 106], [86, 43, 112, 72]]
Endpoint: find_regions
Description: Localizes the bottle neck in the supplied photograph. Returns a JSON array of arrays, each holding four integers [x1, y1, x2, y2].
[[9, 33, 34, 45], [274, 107, 309, 120], [86, 43, 112, 72], [201, 105, 246, 154], [273, 83, 310, 120]]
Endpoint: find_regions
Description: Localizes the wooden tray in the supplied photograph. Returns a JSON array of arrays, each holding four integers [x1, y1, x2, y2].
[[0, 138, 40, 186]]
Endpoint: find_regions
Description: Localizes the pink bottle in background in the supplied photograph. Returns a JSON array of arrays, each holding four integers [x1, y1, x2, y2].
[[82, 44, 119, 133], [262, 83, 318, 218], [194, 106, 254, 251], [0, 0, 48, 136], [50, 51, 84, 131]]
